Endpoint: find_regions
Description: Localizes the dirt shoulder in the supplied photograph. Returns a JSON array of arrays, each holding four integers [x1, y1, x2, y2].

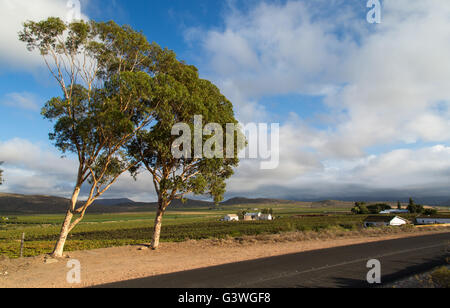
[[1, 228, 449, 288]]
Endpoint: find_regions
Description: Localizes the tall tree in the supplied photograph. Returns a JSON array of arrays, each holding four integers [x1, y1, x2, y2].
[[128, 61, 244, 249], [19, 18, 166, 257]]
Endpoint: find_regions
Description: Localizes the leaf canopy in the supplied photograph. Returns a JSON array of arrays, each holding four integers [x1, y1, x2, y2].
[[128, 60, 244, 204]]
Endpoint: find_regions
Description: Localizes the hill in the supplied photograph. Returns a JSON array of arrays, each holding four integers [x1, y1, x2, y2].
[[92, 198, 136, 206], [1, 193, 409, 214], [0, 193, 71, 214], [0, 193, 215, 214], [0, 194, 306, 214]]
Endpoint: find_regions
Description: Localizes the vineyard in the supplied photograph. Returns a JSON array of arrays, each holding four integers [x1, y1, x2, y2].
[[0, 204, 432, 259], [0, 209, 366, 258]]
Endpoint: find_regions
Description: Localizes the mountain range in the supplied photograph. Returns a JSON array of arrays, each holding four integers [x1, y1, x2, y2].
[[0, 193, 447, 214]]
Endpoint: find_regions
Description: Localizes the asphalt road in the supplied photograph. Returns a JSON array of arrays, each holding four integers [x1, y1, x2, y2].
[[97, 232, 450, 288]]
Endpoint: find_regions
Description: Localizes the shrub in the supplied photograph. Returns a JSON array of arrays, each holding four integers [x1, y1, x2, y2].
[[351, 203, 369, 215], [367, 204, 391, 214], [423, 208, 438, 216], [408, 204, 424, 214], [430, 267, 450, 288]]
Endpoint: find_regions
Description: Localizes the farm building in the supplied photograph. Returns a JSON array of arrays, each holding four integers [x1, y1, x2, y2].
[[379, 209, 409, 214], [415, 216, 450, 225], [243, 213, 274, 221], [364, 216, 409, 228], [244, 213, 261, 221], [224, 214, 239, 222], [259, 214, 273, 221]]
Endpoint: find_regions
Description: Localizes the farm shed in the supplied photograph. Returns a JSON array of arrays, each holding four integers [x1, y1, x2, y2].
[[224, 214, 239, 222], [379, 209, 409, 214], [415, 216, 450, 225], [364, 216, 409, 228]]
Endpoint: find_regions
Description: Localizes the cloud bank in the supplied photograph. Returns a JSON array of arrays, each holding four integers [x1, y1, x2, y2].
[[183, 0, 450, 201]]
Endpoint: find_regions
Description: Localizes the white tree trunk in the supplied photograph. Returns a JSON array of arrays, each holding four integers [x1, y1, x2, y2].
[[52, 187, 80, 257], [52, 210, 73, 257], [151, 201, 166, 250]]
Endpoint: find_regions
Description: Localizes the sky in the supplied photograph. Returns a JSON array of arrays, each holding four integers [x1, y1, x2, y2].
[[0, 0, 449, 203]]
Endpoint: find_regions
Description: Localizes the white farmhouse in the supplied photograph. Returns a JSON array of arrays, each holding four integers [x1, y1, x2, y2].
[[415, 216, 450, 225], [259, 214, 273, 221], [224, 214, 239, 222], [364, 216, 409, 228]]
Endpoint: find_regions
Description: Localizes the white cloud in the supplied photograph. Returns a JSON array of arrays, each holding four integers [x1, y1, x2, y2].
[[227, 144, 450, 201], [321, 0, 450, 157], [349, 145, 450, 188], [0, 0, 89, 71], [192, 0, 450, 155], [0, 138, 75, 195], [0, 138, 157, 201], [197, 1, 356, 98], [186, 0, 450, 200], [1, 92, 40, 111], [0, 138, 449, 202]]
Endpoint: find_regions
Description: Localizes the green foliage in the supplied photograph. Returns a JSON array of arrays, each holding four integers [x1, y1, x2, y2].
[[128, 56, 244, 207], [423, 208, 438, 216], [397, 201, 402, 210], [407, 198, 424, 214], [261, 208, 274, 215], [237, 210, 248, 220], [351, 202, 369, 215], [408, 203, 424, 214], [367, 204, 392, 214], [18, 17, 170, 207], [19, 17, 67, 55]]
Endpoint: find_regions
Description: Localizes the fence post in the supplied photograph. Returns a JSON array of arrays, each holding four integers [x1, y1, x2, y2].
[[20, 232, 25, 258]]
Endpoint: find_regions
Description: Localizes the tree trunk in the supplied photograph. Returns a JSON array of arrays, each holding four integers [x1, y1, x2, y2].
[[51, 187, 80, 258], [52, 209, 73, 257], [151, 199, 167, 250]]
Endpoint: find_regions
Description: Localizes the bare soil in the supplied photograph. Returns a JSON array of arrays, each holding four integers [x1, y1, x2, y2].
[[0, 228, 449, 288]]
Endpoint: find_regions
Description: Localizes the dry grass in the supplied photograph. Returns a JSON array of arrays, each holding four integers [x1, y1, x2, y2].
[[211, 225, 450, 245]]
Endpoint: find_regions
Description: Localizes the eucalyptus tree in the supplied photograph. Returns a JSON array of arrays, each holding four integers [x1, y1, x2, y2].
[[19, 18, 166, 257], [128, 60, 244, 249]]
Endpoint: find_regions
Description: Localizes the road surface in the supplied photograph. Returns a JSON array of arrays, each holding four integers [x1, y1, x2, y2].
[[96, 232, 449, 288]]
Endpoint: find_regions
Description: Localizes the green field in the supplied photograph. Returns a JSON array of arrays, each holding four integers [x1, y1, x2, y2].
[[0, 203, 430, 258]]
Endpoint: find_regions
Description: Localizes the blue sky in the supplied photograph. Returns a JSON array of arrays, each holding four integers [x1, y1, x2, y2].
[[0, 0, 330, 142], [0, 0, 224, 142], [0, 0, 449, 202]]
